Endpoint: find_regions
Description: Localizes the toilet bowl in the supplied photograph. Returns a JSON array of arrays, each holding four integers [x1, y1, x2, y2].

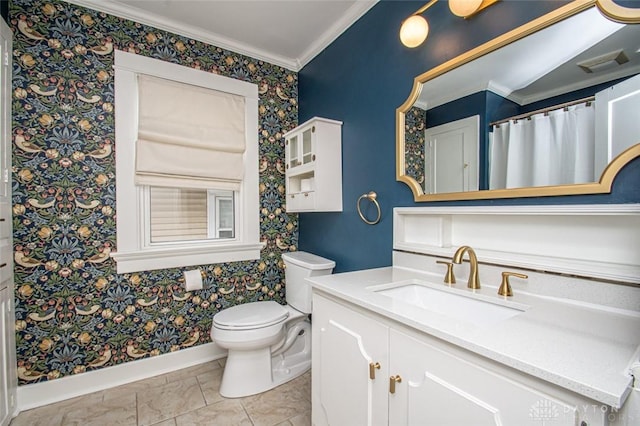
[[211, 251, 335, 398]]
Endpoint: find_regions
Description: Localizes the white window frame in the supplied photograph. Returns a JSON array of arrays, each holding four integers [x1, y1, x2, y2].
[[112, 50, 263, 273], [208, 190, 234, 239]]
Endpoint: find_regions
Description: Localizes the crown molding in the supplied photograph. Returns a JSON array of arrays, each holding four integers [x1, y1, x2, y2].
[[297, 0, 378, 69], [64, 0, 297, 70], [63, 0, 378, 72]]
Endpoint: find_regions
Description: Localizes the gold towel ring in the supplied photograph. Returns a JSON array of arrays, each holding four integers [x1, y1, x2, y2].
[[357, 191, 381, 225]]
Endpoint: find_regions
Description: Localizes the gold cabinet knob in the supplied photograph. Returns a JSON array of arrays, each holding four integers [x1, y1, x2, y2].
[[498, 271, 528, 297], [389, 375, 402, 394], [369, 362, 381, 380], [436, 260, 456, 284]]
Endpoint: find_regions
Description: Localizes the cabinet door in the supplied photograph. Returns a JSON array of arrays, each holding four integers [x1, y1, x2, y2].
[[312, 295, 389, 426], [389, 329, 583, 426], [301, 126, 314, 165], [285, 126, 315, 172], [286, 134, 300, 169]]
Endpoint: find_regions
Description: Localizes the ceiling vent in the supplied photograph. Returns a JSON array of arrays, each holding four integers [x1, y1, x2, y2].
[[577, 49, 629, 73]]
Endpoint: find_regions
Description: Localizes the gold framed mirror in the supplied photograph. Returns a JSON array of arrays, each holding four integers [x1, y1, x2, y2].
[[396, 0, 640, 202]]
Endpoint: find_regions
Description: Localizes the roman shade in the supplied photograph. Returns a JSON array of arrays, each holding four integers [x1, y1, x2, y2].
[[135, 74, 246, 190]]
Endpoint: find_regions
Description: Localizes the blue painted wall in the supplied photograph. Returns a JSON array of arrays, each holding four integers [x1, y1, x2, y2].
[[298, 0, 640, 273]]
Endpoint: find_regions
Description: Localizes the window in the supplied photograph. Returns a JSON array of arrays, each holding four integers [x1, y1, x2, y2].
[[112, 51, 263, 273], [148, 187, 235, 243]]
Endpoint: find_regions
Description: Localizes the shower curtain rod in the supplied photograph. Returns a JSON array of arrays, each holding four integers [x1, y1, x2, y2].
[[490, 95, 595, 127]]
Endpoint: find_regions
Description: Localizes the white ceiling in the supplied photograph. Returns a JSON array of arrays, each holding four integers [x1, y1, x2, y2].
[[66, 0, 378, 71]]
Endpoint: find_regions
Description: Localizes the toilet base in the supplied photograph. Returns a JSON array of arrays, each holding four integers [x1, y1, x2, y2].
[[219, 319, 311, 398]]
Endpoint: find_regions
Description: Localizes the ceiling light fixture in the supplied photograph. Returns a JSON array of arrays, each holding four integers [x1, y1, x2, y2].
[[400, 0, 500, 48]]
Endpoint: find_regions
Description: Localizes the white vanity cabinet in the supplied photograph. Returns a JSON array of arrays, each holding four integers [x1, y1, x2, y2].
[[284, 117, 342, 212], [312, 293, 607, 426]]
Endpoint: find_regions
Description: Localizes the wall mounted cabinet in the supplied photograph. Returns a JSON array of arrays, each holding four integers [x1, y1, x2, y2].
[[312, 293, 608, 426], [284, 117, 342, 212]]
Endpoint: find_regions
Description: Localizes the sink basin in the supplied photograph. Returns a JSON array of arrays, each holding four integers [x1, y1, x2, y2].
[[370, 280, 528, 327]]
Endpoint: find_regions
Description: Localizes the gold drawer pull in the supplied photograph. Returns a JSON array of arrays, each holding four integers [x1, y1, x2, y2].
[[369, 362, 380, 380], [389, 375, 402, 394]]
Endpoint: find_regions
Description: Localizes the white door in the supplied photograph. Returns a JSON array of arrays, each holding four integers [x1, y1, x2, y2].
[[0, 17, 15, 426], [0, 286, 12, 426], [594, 73, 640, 178], [312, 295, 389, 426], [425, 115, 479, 194]]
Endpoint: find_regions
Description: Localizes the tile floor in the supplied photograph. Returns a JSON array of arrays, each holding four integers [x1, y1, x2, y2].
[[10, 359, 311, 426]]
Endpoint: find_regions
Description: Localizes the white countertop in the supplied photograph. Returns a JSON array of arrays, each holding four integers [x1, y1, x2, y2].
[[308, 266, 640, 409]]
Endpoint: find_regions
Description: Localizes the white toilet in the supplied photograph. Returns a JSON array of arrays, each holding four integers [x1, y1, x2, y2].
[[211, 251, 335, 398]]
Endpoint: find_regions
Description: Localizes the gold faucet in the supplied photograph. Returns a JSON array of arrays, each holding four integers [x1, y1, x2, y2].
[[452, 246, 481, 290], [497, 271, 528, 297]]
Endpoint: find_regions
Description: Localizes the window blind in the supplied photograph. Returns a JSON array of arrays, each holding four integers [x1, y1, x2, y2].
[[136, 74, 246, 190], [149, 187, 208, 243]]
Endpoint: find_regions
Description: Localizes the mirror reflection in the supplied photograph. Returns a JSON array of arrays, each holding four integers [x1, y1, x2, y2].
[[400, 5, 640, 197]]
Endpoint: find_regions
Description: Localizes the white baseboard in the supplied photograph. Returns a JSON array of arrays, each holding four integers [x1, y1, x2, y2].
[[16, 342, 226, 412]]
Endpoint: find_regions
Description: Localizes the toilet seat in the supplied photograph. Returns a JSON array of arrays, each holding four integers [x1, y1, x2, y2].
[[213, 301, 289, 330]]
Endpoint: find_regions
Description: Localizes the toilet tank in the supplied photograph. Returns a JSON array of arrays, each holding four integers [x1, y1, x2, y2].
[[282, 251, 335, 314]]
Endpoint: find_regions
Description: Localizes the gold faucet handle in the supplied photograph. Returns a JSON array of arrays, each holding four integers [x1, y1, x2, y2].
[[436, 260, 456, 284], [497, 271, 528, 297]]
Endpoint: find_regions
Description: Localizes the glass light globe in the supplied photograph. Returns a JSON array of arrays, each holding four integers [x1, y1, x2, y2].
[[400, 15, 429, 48], [449, 0, 484, 17]]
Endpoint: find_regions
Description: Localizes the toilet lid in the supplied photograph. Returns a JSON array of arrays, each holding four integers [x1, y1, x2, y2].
[[213, 301, 289, 330]]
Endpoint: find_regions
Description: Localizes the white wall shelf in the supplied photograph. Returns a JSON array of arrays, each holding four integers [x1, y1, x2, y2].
[[393, 204, 640, 284]]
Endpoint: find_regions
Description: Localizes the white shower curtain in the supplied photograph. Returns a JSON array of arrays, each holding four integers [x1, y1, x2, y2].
[[489, 103, 596, 189]]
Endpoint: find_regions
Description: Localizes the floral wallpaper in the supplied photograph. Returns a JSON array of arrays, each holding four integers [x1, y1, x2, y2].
[[404, 106, 426, 189], [9, 0, 298, 385]]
